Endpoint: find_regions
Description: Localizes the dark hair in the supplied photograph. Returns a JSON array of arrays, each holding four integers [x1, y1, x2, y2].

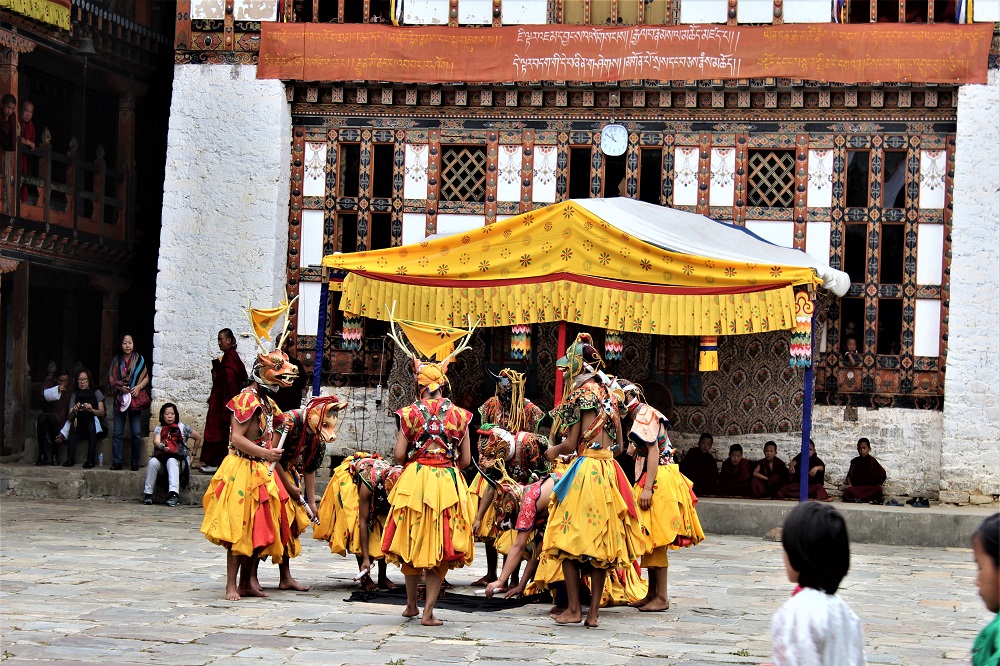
[[56, 367, 70, 378], [764, 440, 777, 450], [857, 437, 871, 447], [219, 328, 235, 342], [118, 331, 135, 351], [699, 432, 714, 444], [1, 93, 15, 106], [75, 367, 95, 386], [729, 444, 743, 454], [973, 514, 999, 569], [159, 402, 180, 426], [782, 502, 850, 594]]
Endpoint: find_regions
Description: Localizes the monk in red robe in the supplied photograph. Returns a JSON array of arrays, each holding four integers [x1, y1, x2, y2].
[[678, 432, 718, 497], [843, 437, 887, 504], [716, 444, 752, 497], [750, 441, 788, 498], [19, 100, 34, 203], [777, 440, 829, 500], [199, 328, 249, 472]]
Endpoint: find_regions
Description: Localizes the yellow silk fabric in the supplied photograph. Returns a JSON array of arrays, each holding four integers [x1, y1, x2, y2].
[[323, 202, 819, 336], [395, 319, 470, 361], [314, 458, 387, 558], [249, 303, 289, 341], [201, 454, 284, 559]]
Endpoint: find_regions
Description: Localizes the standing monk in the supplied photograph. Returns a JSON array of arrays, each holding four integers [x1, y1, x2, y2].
[[18, 100, 34, 203], [200, 328, 248, 474], [380, 313, 476, 626], [540, 333, 647, 628], [842, 437, 887, 504], [679, 433, 719, 497]]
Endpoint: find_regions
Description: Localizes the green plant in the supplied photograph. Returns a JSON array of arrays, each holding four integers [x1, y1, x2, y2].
[[733, 649, 751, 657]]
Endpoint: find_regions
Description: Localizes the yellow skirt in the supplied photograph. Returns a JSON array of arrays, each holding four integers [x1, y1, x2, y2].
[[524, 555, 648, 607], [201, 453, 284, 559], [314, 459, 385, 558], [541, 450, 649, 571], [633, 464, 706, 561], [382, 462, 474, 572], [469, 473, 498, 541]]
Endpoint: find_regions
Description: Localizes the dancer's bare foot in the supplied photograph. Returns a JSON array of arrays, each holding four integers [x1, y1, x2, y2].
[[629, 596, 654, 608], [225, 584, 241, 601], [378, 577, 399, 591], [584, 618, 599, 628], [421, 613, 443, 626], [237, 585, 268, 598], [441, 578, 454, 590], [638, 599, 670, 612], [471, 574, 496, 587], [547, 605, 567, 618], [402, 605, 419, 618], [552, 609, 583, 624], [279, 577, 310, 591]]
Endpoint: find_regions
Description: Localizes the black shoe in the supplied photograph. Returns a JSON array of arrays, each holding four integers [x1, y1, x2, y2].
[[143, 494, 153, 505], [82, 461, 95, 469], [110, 463, 122, 471], [130, 462, 139, 471], [50, 456, 59, 466], [35, 455, 47, 466], [63, 459, 75, 467], [166, 492, 180, 507]]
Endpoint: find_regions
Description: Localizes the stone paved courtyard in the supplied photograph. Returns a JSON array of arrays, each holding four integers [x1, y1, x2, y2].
[[0, 496, 990, 665]]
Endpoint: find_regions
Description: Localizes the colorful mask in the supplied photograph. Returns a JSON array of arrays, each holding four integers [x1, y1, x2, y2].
[[252, 349, 299, 390], [492, 472, 525, 533], [304, 395, 347, 443]]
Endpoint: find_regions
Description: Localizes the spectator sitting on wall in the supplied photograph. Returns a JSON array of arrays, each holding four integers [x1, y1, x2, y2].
[[36, 363, 71, 466], [61, 367, 106, 468], [678, 432, 718, 497], [144, 403, 202, 507]]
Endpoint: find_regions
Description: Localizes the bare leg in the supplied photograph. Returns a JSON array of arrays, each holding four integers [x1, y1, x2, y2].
[[585, 569, 606, 627], [377, 559, 399, 590], [422, 570, 444, 626], [402, 573, 419, 618], [238, 556, 267, 597], [630, 567, 656, 608], [639, 567, 670, 612], [474, 540, 499, 585], [504, 555, 523, 589], [225, 550, 242, 601], [278, 556, 310, 591], [553, 560, 584, 624]]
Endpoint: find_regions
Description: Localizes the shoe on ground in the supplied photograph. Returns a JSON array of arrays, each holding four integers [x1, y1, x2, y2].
[[143, 494, 153, 505], [50, 457, 59, 466], [63, 459, 75, 467], [130, 463, 139, 471], [110, 463, 123, 471], [82, 461, 95, 469], [166, 492, 180, 507], [199, 465, 217, 474], [35, 455, 47, 466]]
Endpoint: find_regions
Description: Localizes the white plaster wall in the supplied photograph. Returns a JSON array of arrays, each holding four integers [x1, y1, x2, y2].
[[941, 69, 1000, 503], [671, 405, 944, 499], [153, 64, 291, 438]]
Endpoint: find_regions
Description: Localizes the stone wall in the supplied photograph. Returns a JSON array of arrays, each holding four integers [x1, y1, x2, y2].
[[941, 69, 1000, 503], [152, 64, 291, 442]]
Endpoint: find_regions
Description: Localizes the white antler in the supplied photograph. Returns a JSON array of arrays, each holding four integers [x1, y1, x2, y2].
[[276, 293, 300, 351], [384, 302, 419, 363], [441, 314, 477, 365]]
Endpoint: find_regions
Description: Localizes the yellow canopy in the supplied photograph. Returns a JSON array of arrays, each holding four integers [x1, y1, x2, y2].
[[322, 201, 825, 336]]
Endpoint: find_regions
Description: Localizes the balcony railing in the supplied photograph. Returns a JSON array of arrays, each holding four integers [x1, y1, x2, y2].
[[4, 130, 130, 243]]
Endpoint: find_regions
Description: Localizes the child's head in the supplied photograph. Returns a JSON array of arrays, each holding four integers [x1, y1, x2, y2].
[[728, 444, 743, 464], [763, 441, 777, 460], [808, 438, 816, 457], [845, 337, 858, 352], [698, 432, 714, 452], [972, 514, 999, 614], [857, 438, 871, 457], [159, 403, 179, 426], [781, 502, 850, 594]]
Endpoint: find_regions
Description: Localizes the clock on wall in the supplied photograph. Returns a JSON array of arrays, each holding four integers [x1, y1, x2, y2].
[[600, 123, 628, 156]]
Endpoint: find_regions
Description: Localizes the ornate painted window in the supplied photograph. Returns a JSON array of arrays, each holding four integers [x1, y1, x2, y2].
[[441, 146, 488, 203]]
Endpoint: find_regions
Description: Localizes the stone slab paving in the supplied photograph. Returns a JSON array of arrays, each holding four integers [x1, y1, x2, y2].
[[0, 497, 991, 665]]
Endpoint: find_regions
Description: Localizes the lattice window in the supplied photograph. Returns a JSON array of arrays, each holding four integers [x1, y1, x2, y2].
[[747, 150, 795, 208], [441, 145, 487, 203]]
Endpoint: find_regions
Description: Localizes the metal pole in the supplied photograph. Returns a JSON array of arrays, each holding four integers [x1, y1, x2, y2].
[[799, 313, 816, 503]]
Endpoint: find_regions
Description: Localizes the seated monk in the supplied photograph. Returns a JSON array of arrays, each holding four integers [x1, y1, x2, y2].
[[716, 444, 752, 497], [842, 437, 887, 504], [777, 440, 829, 501], [678, 432, 718, 497], [750, 441, 788, 499]]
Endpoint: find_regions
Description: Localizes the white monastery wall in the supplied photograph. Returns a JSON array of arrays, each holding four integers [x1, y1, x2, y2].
[[940, 69, 1000, 504], [152, 64, 291, 440]]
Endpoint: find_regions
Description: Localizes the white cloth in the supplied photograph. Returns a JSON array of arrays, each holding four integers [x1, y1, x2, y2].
[[772, 587, 866, 666], [575, 198, 851, 296], [43, 385, 62, 402], [144, 457, 180, 494]]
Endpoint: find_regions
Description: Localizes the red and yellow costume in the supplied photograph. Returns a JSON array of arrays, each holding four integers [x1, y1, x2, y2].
[[626, 401, 705, 569], [381, 397, 475, 576], [315, 452, 402, 559], [200, 386, 284, 559]]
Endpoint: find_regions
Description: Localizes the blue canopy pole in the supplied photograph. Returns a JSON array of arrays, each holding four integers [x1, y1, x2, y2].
[[312, 268, 329, 397], [799, 312, 816, 503]]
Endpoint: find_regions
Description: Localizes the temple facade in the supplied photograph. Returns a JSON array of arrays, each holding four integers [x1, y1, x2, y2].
[[155, 0, 998, 501]]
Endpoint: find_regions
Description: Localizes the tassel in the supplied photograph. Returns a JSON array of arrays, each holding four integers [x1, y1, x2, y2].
[[342, 316, 364, 351], [511, 324, 531, 359], [789, 291, 814, 368], [605, 330, 623, 361], [698, 336, 719, 371]]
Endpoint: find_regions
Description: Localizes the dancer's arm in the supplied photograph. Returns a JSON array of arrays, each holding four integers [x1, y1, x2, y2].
[[639, 444, 658, 511], [473, 485, 495, 534], [485, 530, 531, 598], [393, 429, 408, 465], [357, 482, 374, 571]]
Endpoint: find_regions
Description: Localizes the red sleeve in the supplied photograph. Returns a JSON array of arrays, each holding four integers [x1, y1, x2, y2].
[[227, 390, 262, 424]]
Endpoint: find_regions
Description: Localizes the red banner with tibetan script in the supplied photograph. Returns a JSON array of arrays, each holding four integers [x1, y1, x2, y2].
[[258, 22, 992, 85]]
